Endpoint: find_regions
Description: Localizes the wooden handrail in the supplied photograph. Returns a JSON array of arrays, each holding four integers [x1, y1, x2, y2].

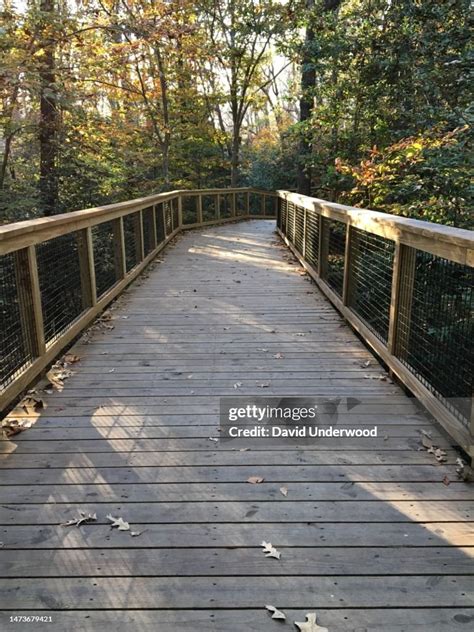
[[0, 188, 274, 411], [276, 190, 474, 456]]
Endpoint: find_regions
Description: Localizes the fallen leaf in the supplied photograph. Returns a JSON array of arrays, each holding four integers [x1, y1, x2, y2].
[[273, 353, 284, 359], [239, 447, 250, 452], [257, 348, 268, 352], [130, 531, 142, 537], [106, 514, 130, 531], [64, 354, 80, 363], [456, 458, 474, 482], [257, 382, 270, 388], [279, 486, 288, 497], [294, 612, 329, 632], [247, 476, 265, 484], [208, 437, 219, 442], [265, 605, 286, 620], [61, 511, 97, 528], [261, 541, 281, 560], [442, 476, 450, 486], [233, 382, 242, 389], [295, 333, 305, 337]]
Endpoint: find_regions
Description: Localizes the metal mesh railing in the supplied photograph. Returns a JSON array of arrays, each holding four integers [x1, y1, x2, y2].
[[123, 212, 141, 272], [236, 192, 246, 216], [142, 207, 155, 255], [219, 193, 232, 219], [0, 253, 35, 387], [172, 198, 179, 230], [286, 202, 295, 243], [164, 201, 173, 235], [325, 218, 346, 296], [349, 228, 395, 342], [265, 195, 276, 217], [249, 192, 261, 215], [92, 221, 117, 297], [182, 196, 198, 225], [155, 203, 165, 243], [36, 233, 84, 343], [294, 205, 304, 254], [202, 194, 218, 222], [396, 251, 473, 423], [304, 210, 319, 270]]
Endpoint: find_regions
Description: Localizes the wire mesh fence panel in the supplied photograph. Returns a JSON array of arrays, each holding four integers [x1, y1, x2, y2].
[[142, 207, 155, 255], [294, 205, 305, 255], [172, 197, 179, 229], [163, 201, 172, 235], [286, 202, 295, 244], [36, 233, 84, 343], [249, 192, 261, 215], [123, 213, 141, 272], [202, 194, 218, 222], [236, 192, 246, 216], [0, 253, 35, 388], [305, 211, 319, 270], [218, 193, 232, 219], [279, 199, 287, 232], [265, 195, 276, 217], [92, 221, 117, 298], [349, 229, 395, 342], [395, 250, 473, 423], [325, 218, 346, 296], [155, 203, 165, 243], [182, 196, 198, 225]]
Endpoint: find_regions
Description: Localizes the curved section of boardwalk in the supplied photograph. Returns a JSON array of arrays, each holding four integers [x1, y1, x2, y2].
[[1, 220, 473, 630]]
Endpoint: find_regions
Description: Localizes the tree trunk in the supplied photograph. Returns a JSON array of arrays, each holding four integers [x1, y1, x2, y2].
[[230, 129, 240, 187], [297, 0, 342, 196], [38, 0, 59, 216]]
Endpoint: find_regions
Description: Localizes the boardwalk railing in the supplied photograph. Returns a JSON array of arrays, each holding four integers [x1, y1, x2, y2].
[[1, 186, 472, 455], [276, 191, 473, 455], [0, 188, 276, 411]]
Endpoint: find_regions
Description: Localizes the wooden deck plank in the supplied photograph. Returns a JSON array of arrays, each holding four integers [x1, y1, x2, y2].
[[1, 220, 472, 628]]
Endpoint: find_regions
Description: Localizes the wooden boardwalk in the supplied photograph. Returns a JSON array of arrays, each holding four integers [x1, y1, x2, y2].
[[1, 220, 473, 630]]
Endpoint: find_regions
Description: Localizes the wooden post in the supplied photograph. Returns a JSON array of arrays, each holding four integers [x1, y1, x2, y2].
[[261, 194, 266, 216], [231, 192, 236, 217], [274, 196, 278, 218], [217, 194, 221, 220], [112, 217, 126, 279], [246, 191, 250, 216], [77, 227, 97, 308], [198, 195, 203, 224], [178, 195, 183, 228], [318, 215, 329, 279], [342, 224, 357, 306], [388, 243, 417, 359], [135, 211, 144, 262], [13, 245, 46, 357]]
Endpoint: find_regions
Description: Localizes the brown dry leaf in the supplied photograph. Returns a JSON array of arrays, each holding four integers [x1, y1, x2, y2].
[[421, 435, 433, 450], [21, 396, 44, 413], [2, 419, 33, 439], [61, 511, 97, 528], [261, 541, 281, 560], [106, 514, 130, 531], [442, 476, 451, 486], [265, 605, 286, 620], [279, 486, 288, 497], [456, 458, 474, 483], [294, 613, 329, 632], [273, 353, 284, 359], [64, 354, 80, 364], [247, 476, 265, 484]]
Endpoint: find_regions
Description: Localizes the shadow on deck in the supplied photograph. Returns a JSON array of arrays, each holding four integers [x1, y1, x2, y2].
[[0, 220, 473, 630]]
